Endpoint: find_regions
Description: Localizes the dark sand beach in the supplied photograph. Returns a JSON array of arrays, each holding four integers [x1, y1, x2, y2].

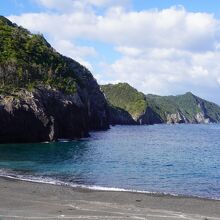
[[0, 177, 220, 220]]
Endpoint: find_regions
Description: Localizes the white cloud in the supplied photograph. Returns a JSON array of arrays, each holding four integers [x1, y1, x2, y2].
[[116, 46, 142, 57], [101, 48, 220, 103], [51, 39, 96, 70], [10, 7, 219, 51], [35, 0, 131, 12], [52, 40, 96, 71], [53, 39, 96, 58], [8, 5, 220, 103]]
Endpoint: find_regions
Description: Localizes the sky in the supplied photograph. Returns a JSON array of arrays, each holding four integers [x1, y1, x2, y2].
[[1, 0, 220, 104]]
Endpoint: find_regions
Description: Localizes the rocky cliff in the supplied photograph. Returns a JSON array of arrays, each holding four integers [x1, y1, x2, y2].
[[146, 92, 220, 124], [0, 16, 109, 143], [107, 105, 137, 125], [101, 83, 220, 125], [0, 87, 89, 143]]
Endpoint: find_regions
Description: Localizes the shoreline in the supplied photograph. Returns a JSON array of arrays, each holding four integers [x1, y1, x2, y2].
[[1, 172, 219, 202], [0, 177, 220, 219]]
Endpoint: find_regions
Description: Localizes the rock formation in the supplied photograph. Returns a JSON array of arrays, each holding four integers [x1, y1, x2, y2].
[[0, 16, 109, 143], [101, 83, 220, 125]]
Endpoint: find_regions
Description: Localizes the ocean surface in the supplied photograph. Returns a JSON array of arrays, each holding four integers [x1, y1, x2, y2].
[[0, 124, 220, 199]]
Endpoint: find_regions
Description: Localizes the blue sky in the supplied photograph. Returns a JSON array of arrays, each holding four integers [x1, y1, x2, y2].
[[1, 0, 220, 17], [1, 0, 220, 104], [134, 0, 220, 16]]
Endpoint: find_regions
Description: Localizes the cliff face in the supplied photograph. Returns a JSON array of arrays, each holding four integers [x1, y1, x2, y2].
[[137, 107, 163, 125], [0, 87, 89, 143], [147, 92, 220, 124], [166, 112, 188, 124], [0, 16, 109, 143], [0, 75, 109, 144], [101, 83, 220, 125], [64, 59, 109, 131], [165, 107, 211, 124], [108, 105, 137, 125]]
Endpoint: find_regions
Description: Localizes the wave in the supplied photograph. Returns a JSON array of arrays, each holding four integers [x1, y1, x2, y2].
[[0, 168, 150, 192], [0, 168, 220, 201], [0, 169, 220, 200]]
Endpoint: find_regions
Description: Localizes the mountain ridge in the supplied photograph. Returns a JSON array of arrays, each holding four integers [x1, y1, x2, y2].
[[101, 83, 220, 125]]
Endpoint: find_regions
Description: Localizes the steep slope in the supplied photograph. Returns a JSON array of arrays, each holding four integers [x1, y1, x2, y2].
[[146, 92, 220, 124], [102, 83, 220, 125], [107, 104, 137, 125], [101, 83, 146, 119], [0, 16, 109, 143], [101, 83, 163, 125]]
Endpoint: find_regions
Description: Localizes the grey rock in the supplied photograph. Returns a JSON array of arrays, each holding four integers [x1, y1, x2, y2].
[[195, 112, 210, 124], [137, 107, 163, 125], [0, 59, 109, 143], [108, 105, 137, 125], [166, 111, 188, 124], [68, 60, 109, 130], [0, 87, 89, 143]]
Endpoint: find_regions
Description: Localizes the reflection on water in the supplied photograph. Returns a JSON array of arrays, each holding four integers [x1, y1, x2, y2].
[[0, 141, 89, 164], [0, 124, 220, 199]]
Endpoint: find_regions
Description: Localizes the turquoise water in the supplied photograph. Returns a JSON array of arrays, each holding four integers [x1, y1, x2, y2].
[[0, 124, 220, 199]]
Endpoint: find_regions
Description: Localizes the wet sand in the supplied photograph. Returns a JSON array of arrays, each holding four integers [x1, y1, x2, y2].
[[0, 177, 220, 220]]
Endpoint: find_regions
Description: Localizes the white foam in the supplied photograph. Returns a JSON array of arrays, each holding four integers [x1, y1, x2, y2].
[[57, 139, 71, 142], [0, 169, 163, 194], [0, 169, 219, 201], [0, 171, 182, 198]]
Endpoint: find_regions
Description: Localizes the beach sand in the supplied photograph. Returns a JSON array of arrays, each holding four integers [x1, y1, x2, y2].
[[0, 177, 220, 220]]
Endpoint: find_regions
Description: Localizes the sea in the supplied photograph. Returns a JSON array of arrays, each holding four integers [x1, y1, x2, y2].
[[0, 124, 220, 200]]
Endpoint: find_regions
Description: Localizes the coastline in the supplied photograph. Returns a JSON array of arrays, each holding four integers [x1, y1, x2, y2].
[[0, 177, 220, 219], [1, 169, 219, 201]]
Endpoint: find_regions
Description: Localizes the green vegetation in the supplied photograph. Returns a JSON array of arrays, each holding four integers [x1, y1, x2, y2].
[[102, 83, 220, 123], [101, 83, 147, 118], [146, 92, 220, 121], [0, 16, 79, 94]]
